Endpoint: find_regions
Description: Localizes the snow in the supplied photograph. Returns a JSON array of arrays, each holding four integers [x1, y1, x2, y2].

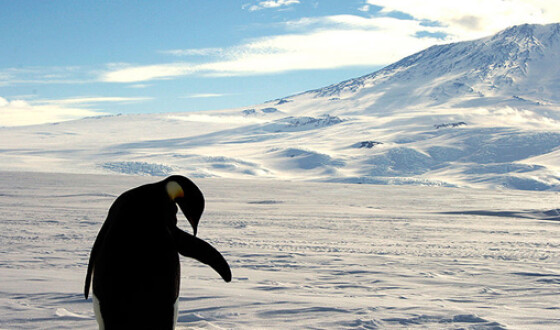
[[1, 102, 557, 189], [2, 24, 560, 327], [1, 171, 559, 329], [0, 24, 560, 190]]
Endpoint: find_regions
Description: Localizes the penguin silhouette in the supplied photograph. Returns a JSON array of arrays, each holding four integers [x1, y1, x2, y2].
[[84, 175, 231, 329]]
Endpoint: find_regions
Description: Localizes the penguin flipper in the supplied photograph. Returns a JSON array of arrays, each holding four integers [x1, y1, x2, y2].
[[170, 227, 232, 282]]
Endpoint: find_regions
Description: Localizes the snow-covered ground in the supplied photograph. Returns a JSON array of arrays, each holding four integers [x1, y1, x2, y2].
[[1, 171, 559, 329]]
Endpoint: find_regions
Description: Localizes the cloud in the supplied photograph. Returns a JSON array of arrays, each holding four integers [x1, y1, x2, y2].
[[99, 2, 560, 84], [0, 96, 149, 127], [160, 48, 224, 57], [0, 97, 104, 127], [127, 84, 151, 89], [38, 96, 151, 105], [200, 18, 438, 74], [101, 16, 440, 82], [101, 63, 195, 83], [244, 0, 300, 11], [367, 0, 560, 40], [0, 66, 93, 86], [181, 93, 231, 99], [358, 5, 370, 12], [5, 1, 559, 90]]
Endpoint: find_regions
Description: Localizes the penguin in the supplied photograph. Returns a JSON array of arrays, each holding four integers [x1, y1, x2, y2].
[[84, 175, 231, 330]]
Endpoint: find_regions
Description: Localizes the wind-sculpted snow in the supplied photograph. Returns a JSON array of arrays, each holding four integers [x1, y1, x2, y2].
[[442, 208, 560, 221], [1, 172, 559, 328], [463, 163, 545, 175], [425, 130, 560, 165], [363, 147, 435, 177], [474, 175, 557, 191], [269, 148, 345, 172], [467, 132, 560, 164]]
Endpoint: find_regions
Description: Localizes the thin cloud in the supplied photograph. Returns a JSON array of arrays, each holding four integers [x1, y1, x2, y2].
[[38, 96, 152, 105], [358, 5, 370, 12], [0, 66, 94, 86], [0, 96, 150, 127], [127, 84, 151, 89], [100, 16, 441, 82], [181, 93, 231, 99], [199, 19, 439, 75], [160, 48, 224, 57], [244, 0, 300, 11], [0, 97, 105, 127]]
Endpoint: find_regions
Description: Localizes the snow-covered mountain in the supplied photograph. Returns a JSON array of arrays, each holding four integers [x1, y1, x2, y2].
[[313, 23, 560, 106], [1, 23, 560, 190]]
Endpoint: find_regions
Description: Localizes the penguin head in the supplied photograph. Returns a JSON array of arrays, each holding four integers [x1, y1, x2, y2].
[[164, 175, 204, 236]]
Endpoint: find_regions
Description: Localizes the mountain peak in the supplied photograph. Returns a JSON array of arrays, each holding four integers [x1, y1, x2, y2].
[[495, 22, 560, 42], [309, 23, 560, 105]]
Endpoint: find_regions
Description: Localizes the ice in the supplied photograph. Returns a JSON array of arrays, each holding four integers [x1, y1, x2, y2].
[[1, 171, 559, 329], [101, 161, 174, 176]]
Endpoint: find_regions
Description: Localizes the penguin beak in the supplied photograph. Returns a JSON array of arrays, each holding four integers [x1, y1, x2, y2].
[[176, 197, 200, 236], [166, 177, 204, 237]]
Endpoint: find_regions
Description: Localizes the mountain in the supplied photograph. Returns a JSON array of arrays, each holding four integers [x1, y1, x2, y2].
[[313, 23, 560, 107], [1, 23, 559, 190]]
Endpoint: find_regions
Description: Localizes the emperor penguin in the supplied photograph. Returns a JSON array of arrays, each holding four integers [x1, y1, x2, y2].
[[84, 175, 231, 329]]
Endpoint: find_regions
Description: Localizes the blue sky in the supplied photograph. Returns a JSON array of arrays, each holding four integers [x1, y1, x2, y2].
[[1, 0, 559, 126]]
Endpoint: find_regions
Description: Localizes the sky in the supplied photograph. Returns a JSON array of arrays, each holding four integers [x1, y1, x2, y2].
[[1, 0, 559, 126]]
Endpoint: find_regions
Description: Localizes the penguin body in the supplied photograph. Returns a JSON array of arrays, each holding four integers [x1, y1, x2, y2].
[[84, 176, 231, 329]]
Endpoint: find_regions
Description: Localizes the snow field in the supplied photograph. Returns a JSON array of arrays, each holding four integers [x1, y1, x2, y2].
[[1, 172, 559, 329]]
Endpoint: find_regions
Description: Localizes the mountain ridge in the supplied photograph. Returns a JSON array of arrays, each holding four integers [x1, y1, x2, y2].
[[307, 23, 560, 107]]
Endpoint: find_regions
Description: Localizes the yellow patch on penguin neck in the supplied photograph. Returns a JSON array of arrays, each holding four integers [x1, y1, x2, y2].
[[166, 181, 184, 201]]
